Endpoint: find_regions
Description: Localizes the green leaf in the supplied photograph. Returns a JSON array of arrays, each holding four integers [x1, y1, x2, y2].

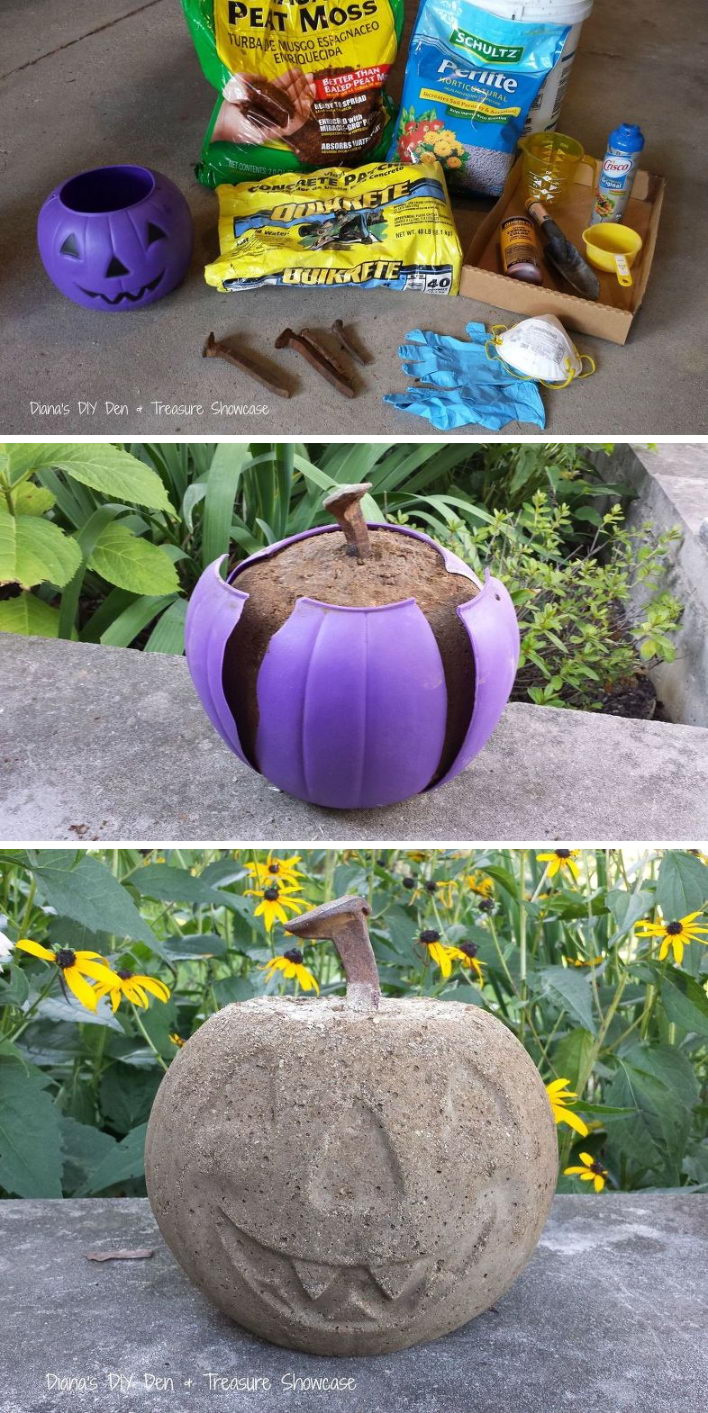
[[604, 1043, 696, 1181], [99, 593, 176, 647], [537, 965, 597, 1033], [660, 970, 708, 1037], [37, 994, 124, 1031], [100, 1065, 161, 1134], [212, 975, 256, 1007], [144, 598, 187, 654], [0, 965, 30, 1008], [0, 1060, 63, 1196], [655, 851, 708, 921], [133, 863, 230, 908], [12, 484, 55, 515], [32, 852, 159, 948], [551, 1027, 595, 1088], [61, 1117, 117, 1196], [88, 523, 179, 594], [606, 888, 655, 934], [202, 443, 251, 567], [0, 591, 61, 637], [0, 510, 81, 589], [7, 444, 172, 512], [161, 932, 227, 960], [75, 1121, 148, 1196]]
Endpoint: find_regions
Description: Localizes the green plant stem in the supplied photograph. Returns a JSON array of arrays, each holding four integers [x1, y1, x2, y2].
[[130, 1004, 168, 1072], [517, 849, 528, 1041]]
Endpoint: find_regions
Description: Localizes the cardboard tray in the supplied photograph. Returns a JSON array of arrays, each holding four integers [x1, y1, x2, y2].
[[459, 156, 665, 345]]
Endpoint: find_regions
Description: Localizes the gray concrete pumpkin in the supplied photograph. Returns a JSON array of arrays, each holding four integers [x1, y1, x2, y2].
[[145, 896, 557, 1356]]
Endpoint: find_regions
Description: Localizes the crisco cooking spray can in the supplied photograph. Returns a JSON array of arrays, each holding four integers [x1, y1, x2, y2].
[[591, 124, 645, 224]]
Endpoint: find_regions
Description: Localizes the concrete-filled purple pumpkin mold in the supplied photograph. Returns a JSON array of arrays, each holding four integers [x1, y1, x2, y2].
[[37, 164, 193, 311], [185, 484, 520, 809]]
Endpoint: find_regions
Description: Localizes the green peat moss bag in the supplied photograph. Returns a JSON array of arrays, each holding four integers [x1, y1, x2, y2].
[[182, 0, 405, 186]]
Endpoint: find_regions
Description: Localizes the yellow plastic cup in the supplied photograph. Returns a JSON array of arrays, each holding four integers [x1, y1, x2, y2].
[[518, 132, 584, 208], [582, 222, 643, 288]]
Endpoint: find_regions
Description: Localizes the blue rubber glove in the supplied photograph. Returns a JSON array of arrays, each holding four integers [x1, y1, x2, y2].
[[384, 321, 546, 431]]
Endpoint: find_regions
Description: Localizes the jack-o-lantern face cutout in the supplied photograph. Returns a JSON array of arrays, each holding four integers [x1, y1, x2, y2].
[[147, 1004, 556, 1355], [37, 165, 193, 312]]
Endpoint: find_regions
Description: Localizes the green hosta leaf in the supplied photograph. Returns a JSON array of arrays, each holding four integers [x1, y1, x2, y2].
[[0, 591, 61, 637], [31, 852, 159, 948], [88, 523, 179, 595], [0, 1060, 63, 1196], [0, 510, 81, 589], [536, 965, 597, 1033], [12, 483, 55, 515], [655, 851, 708, 921], [660, 970, 708, 1036], [74, 1121, 148, 1196], [604, 1043, 696, 1181], [6, 444, 172, 512]]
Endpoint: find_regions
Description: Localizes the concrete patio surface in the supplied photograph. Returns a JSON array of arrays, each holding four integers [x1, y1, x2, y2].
[[1, 632, 706, 841], [1, 1194, 705, 1412], [1, 0, 707, 435]]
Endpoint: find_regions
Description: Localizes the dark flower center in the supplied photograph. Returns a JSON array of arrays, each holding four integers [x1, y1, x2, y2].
[[665, 921, 683, 935], [283, 948, 303, 964], [263, 886, 280, 901], [458, 941, 478, 958], [424, 881, 438, 893], [402, 876, 416, 889], [55, 948, 76, 969], [267, 862, 280, 874], [117, 969, 133, 980], [478, 898, 494, 913], [419, 929, 440, 945], [555, 850, 571, 859], [590, 1161, 607, 1176]]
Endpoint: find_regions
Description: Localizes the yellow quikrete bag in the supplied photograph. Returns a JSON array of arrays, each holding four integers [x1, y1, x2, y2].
[[204, 161, 462, 294]]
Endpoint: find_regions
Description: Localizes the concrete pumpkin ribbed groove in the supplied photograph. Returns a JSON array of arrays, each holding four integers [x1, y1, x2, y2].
[[185, 522, 519, 809]]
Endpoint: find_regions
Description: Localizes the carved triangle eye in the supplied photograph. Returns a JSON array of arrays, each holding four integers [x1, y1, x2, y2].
[[60, 234, 80, 258], [146, 222, 166, 245], [291, 1258, 339, 1300], [106, 256, 129, 277]]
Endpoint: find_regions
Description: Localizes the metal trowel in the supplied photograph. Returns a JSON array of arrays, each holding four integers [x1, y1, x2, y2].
[[527, 200, 600, 301]]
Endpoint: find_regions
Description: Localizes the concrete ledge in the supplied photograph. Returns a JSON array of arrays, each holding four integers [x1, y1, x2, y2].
[[593, 443, 708, 727], [1, 634, 707, 840], [2, 1194, 705, 1412]]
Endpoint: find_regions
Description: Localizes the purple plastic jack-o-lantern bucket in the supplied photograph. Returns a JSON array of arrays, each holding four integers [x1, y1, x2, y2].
[[185, 485, 519, 810], [37, 165, 193, 311]]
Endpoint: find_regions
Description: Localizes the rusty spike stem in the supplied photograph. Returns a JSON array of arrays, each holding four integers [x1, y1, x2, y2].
[[331, 319, 374, 366], [322, 481, 372, 559], [285, 895, 380, 1013], [275, 327, 356, 398], [202, 332, 292, 399]]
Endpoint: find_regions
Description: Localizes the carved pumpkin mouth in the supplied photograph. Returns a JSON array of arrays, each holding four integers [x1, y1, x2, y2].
[[216, 1207, 431, 1328], [78, 270, 165, 304]]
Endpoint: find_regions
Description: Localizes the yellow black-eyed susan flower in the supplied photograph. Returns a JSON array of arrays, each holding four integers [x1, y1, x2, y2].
[[244, 853, 304, 891], [261, 948, 319, 994], [456, 940, 485, 981], [562, 953, 605, 968], [245, 883, 309, 932], [93, 969, 171, 1012], [15, 939, 119, 1012], [537, 849, 582, 880], [545, 1078, 590, 1136], [170, 1033, 185, 1048], [419, 930, 478, 982], [564, 1151, 608, 1192], [635, 910, 708, 966], [465, 871, 495, 899]]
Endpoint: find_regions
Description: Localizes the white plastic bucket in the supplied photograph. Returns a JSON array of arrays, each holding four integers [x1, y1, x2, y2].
[[471, 0, 594, 133]]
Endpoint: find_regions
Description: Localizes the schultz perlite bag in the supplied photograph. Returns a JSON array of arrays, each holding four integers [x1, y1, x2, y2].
[[182, 0, 404, 185], [388, 0, 568, 195]]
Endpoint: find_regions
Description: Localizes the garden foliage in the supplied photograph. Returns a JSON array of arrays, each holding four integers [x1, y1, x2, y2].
[[0, 849, 706, 1199], [0, 443, 682, 709]]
